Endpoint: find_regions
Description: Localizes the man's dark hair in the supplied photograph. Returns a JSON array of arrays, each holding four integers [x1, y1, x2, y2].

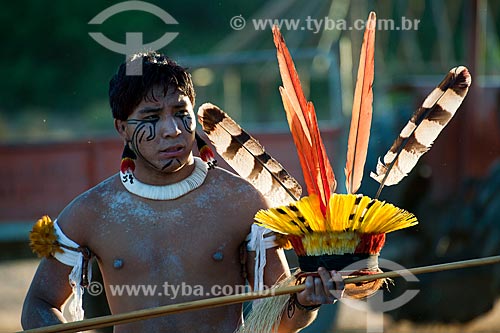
[[109, 51, 196, 120]]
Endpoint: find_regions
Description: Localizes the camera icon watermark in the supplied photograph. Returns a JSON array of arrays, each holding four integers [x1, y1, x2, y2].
[[88, 1, 179, 75], [337, 258, 420, 333]]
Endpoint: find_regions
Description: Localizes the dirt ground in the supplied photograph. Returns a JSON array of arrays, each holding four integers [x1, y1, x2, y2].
[[2, 258, 500, 333]]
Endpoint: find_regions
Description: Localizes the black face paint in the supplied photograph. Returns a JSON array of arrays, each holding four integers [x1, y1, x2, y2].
[[127, 118, 157, 144], [178, 113, 194, 133], [127, 118, 163, 170], [161, 159, 173, 170], [127, 117, 183, 171]]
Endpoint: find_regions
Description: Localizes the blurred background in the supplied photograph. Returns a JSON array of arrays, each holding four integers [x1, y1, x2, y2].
[[1, 0, 499, 332]]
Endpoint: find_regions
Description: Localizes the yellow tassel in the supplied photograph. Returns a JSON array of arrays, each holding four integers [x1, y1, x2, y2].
[[29, 215, 63, 258]]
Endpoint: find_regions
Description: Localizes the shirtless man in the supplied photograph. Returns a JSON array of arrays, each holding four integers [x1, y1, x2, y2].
[[21, 51, 343, 332]]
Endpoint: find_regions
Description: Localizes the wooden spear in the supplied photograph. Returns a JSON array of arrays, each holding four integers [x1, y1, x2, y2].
[[18, 255, 500, 333]]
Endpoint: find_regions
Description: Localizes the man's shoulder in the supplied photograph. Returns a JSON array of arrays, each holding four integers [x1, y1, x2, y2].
[[73, 173, 121, 206], [55, 174, 121, 242], [206, 166, 260, 191], [204, 166, 268, 205], [207, 166, 245, 180]]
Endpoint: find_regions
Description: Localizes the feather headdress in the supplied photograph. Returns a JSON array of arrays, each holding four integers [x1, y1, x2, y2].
[[235, 13, 470, 333], [255, 13, 469, 280], [198, 11, 471, 300], [255, 13, 419, 265]]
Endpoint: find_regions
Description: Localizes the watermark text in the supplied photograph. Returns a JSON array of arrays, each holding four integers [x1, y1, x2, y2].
[[87, 281, 276, 299], [230, 15, 420, 32]]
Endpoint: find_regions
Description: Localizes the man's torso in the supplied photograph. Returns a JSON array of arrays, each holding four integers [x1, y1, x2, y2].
[[75, 168, 263, 332]]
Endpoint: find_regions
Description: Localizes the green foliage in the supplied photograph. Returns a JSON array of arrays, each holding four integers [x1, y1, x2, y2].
[[0, 0, 499, 143]]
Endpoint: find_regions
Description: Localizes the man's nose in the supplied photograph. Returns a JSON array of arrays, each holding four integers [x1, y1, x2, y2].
[[159, 117, 181, 137]]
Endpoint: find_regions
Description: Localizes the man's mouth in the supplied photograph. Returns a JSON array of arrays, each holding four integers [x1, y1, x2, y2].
[[161, 146, 183, 153], [159, 145, 184, 157]]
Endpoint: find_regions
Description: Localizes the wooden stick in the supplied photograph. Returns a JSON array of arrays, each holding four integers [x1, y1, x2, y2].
[[18, 255, 500, 333], [345, 254, 500, 284]]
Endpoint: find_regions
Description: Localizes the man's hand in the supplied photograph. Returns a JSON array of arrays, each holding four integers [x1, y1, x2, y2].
[[295, 267, 345, 306]]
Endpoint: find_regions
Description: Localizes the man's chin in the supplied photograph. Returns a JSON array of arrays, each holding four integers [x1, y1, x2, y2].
[[159, 156, 194, 173]]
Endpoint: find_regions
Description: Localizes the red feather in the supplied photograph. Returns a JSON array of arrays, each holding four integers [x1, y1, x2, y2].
[[345, 11, 376, 194], [273, 26, 336, 215]]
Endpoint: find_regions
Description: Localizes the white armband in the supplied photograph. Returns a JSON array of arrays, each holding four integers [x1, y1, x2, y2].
[[246, 224, 279, 291], [53, 220, 92, 321]]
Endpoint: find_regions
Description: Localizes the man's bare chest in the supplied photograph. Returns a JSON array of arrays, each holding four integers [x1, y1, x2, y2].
[[89, 196, 250, 281]]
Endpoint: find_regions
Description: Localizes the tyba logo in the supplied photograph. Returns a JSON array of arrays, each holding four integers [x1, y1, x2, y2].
[[88, 1, 179, 75]]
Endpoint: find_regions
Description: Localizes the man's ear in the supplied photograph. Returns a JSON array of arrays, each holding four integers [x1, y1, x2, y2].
[[115, 119, 128, 141]]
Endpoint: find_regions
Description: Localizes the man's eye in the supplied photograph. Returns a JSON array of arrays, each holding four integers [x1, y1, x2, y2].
[[143, 115, 160, 121], [175, 111, 190, 117]]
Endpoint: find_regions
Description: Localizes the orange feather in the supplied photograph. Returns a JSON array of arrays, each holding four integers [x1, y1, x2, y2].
[[345, 11, 376, 194], [273, 26, 336, 215]]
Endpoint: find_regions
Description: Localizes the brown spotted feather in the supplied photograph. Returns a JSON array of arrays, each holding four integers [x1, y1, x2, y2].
[[371, 66, 472, 192], [197, 103, 302, 206]]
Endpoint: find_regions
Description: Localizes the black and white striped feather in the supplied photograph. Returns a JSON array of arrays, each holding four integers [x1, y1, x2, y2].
[[371, 66, 472, 189], [197, 103, 302, 206]]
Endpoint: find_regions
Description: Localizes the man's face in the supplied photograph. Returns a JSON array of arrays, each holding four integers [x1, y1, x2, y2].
[[121, 86, 196, 174]]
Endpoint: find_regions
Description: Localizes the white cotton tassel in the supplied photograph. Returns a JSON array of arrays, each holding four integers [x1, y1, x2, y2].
[[68, 263, 85, 321], [53, 221, 91, 321], [246, 224, 280, 291]]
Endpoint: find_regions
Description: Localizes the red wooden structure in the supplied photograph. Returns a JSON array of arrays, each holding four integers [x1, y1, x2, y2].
[[0, 131, 340, 230]]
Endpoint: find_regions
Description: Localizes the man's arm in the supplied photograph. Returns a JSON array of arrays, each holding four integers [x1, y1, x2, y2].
[[22, 194, 94, 329], [21, 257, 74, 328]]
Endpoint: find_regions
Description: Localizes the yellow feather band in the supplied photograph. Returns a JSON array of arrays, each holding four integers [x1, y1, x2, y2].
[[29, 215, 63, 258], [254, 193, 418, 255]]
